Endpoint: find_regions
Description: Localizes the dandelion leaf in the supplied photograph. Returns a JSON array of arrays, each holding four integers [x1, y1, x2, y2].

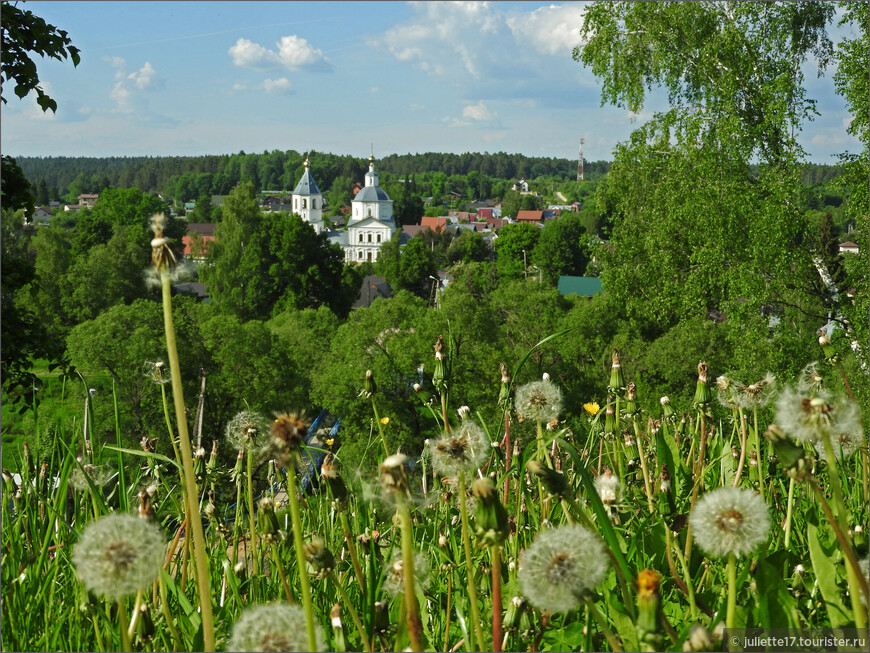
[[807, 522, 851, 627]]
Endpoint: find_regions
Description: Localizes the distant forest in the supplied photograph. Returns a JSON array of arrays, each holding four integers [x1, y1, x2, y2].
[[14, 150, 840, 205]]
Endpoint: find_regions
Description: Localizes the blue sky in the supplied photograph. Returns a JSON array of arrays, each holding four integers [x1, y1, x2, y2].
[[1, 1, 861, 163]]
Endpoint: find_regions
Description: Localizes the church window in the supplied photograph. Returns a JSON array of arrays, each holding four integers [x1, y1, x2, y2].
[[302, 199, 307, 209], [377, 234, 382, 243], [368, 207, 372, 217], [367, 251, 372, 262], [312, 199, 317, 209], [367, 233, 372, 243], [358, 250, 363, 260], [359, 233, 364, 243]]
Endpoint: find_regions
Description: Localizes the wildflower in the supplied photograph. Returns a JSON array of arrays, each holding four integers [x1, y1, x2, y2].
[[694, 361, 711, 406], [818, 329, 837, 361], [583, 402, 600, 416], [303, 538, 336, 580], [797, 362, 824, 394], [594, 468, 621, 505], [70, 460, 112, 491], [380, 416, 389, 425], [431, 420, 489, 477], [775, 386, 862, 444], [716, 375, 740, 408], [225, 410, 269, 453], [382, 549, 430, 598], [688, 487, 770, 558], [736, 373, 776, 409], [526, 460, 568, 497], [624, 382, 639, 417], [72, 513, 165, 600], [144, 360, 169, 385], [683, 624, 714, 652], [379, 453, 411, 499], [457, 405, 471, 420], [271, 412, 307, 465], [608, 348, 625, 393], [813, 423, 865, 461], [362, 369, 377, 399], [472, 477, 509, 545], [660, 396, 675, 419], [228, 603, 323, 652], [518, 525, 609, 613], [515, 379, 563, 424]]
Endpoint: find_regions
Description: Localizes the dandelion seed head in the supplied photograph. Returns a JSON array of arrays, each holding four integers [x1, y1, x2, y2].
[[736, 373, 776, 409], [228, 603, 323, 652], [430, 420, 489, 477], [382, 549, 430, 598], [515, 380, 563, 424], [518, 525, 609, 613], [594, 469, 621, 505], [225, 410, 269, 452], [775, 386, 861, 444], [797, 362, 825, 393], [813, 421, 866, 461], [689, 487, 770, 558], [72, 513, 165, 600]]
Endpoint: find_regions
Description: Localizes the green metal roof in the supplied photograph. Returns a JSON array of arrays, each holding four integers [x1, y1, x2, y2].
[[557, 276, 603, 297]]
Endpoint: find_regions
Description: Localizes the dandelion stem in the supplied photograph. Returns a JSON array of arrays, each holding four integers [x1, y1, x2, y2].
[[159, 271, 215, 652], [339, 511, 367, 597], [370, 398, 391, 457], [270, 540, 296, 604], [667, 528, 699, 621], [397, 502, 425, 652], [245, 446, 259, 597], [733, 407, 749, 486], [784, 477, 796, 549], [330, 571, 372, 652], [490, 545, 503, 653], [726, 552, 737, 630], [117, 599, 131, 653], [286, 462, 319, 652], [633, 420, 655, 513], [459, 472, 486, 652], [583, 594, 623, 652], [752, 408, 764, 500]]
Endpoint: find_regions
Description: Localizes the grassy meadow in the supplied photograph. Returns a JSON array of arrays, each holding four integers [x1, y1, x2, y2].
[[2, 279, 868, 652]]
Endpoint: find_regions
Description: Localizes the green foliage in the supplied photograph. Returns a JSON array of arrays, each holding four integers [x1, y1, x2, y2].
[[531, 213, 591, 285], [0, 1, 81, 113], [1, 155, 36, 217], [446, 230, 488, 265], [493, 223, 540, 281], [379, 233, 438, 299], [200, 182, 357, 320], [309, 291, 435, 462]]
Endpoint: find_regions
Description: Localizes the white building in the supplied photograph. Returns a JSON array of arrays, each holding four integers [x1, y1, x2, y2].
[[292, 158, 326, 234], [299, 154, 396, 263]]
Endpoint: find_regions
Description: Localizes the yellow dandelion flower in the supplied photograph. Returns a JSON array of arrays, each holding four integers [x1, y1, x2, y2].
[[380, 417, 390, 425], [583, 402, 600, 416]]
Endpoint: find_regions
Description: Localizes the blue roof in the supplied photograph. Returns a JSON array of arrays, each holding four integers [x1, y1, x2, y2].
[[557, 276, 603, 297], [293, 169, 321, 195], [353, 185, 391, 202]]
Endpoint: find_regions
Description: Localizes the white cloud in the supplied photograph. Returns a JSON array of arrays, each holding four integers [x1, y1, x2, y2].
[[263, 77, 293, 94], [505, 4, 585, 56], [373, 2, 503, 78], [228, 35, 331, 71], [128, 62, 158, 90], [462, 101, 496, 122], [104, 57, 161, 112]]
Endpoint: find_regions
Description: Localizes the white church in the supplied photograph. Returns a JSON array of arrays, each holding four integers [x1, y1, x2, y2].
[[292, 154, 396, 263]]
